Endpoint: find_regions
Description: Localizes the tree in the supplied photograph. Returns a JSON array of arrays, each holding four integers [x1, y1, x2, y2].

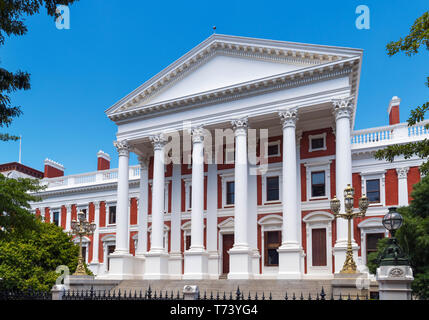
[[375, 12, 429, 175], [0, 0, 78, 141], [0, 220, 81, 291], [367, 176, 429, 299]]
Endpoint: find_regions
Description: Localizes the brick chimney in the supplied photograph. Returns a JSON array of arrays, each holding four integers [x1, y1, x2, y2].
[[44, 159, 64, 178], [388, 96, 401, 125], [97, 150, 110, 171]]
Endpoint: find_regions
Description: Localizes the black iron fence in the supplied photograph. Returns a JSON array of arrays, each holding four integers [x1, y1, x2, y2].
[[0, 288, 52, 300], [61, 286, 368, 301]]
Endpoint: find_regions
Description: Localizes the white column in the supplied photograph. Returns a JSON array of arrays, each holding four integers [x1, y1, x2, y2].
[[397, 167, 409, 206], [65, 204, 72, 232], [108, 140, 134, 279], [184, 126, 208, 279], [332, 96, 358, 273], [89, 201, 101, 275], [278, 109, 303, 279], [145, 134, 169, 279], [134, 154, 149, 278], [228, 118, 253, 279], [248, 164, 260, 276], [168, 163, 183, 279], [207, 162, 220, 279], [113, 140, 130, 254]]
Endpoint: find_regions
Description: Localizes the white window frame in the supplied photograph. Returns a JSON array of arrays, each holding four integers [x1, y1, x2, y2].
[[261, 167, 282, 204], [308, 133, 327, 152], [73, 235, 90, 264], [183, 177, 192, 212], [148, 225, 170, 253], [101, 234, 115, 274], [51, 207, 61, 226], [357, 218, 388, 267], [361, 171, 386, 206], [106, 202, 117, 226], [76, 204, 89, 219], [302, 211, 334, 276], [258, 214, 283, 275], [304, 161, 331, 201], [220, 172, 235, 208], [267, 140, 281, 158], [164, 180, 170, 213]]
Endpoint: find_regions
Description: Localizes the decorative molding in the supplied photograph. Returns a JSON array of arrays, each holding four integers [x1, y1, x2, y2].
[[44, 158, 64, 171], [97, 150, 111, 161], [332, 95, 354, 121], [279, 108, 298, 129], [138, 155, 150, 168], [396, 167, 409, 180], [149, 133, 168, 150], [113, 140, 130, 157], [191, 126, 205, 144]]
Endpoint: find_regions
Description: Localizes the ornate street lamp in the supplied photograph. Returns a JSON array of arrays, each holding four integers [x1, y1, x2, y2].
[[379, 207, 409, 266], [330, 184, 369, 273], [71, 210, 96, 275]]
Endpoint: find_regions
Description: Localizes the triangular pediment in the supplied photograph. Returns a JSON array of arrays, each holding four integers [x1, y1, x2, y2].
[[106, 34, 362, 119]]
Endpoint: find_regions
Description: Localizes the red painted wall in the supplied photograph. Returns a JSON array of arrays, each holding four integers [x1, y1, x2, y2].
[[97, 157, 110, 171], [61, 206, 67, 229], [407, 166, 421, 202], [385, 169, 399, 206], [44, 165, 63, 178], [389, 106, 400, 125], [45, 207, 50, 223], [300, 128, 335, 159], [130, 198, 138, 225]]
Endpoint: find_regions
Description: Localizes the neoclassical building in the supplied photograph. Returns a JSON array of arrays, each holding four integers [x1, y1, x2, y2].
[[29, 35, 427, 280]]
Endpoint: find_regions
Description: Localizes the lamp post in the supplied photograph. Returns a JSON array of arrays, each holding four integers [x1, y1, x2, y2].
[[71, 210, 96, 276], [379, 207, 409, 266], [330, 184, 369, 273]]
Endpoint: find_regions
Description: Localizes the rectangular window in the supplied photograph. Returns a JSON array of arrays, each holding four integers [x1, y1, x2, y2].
[[53, 211, 59, 226], [267, 143, 279, 156], [266, 176, 279, 201], [185, 235, 191, 250], [109, 206, 116, 225], [189, 186, 192, 209], [312, 228, 327, 266], [264, 231, 281, 266], [366, 233, 384, 262], [82, 246, 87, 263], [226, 181, 235, 205], [311, 137, 325, 150], [107, 245, 115, 271], [366, 179, 380, 203], [311, 171, 326, 197]]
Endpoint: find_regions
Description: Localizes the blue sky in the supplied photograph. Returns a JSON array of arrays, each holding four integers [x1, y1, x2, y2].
[[0, 0, 428, 174]]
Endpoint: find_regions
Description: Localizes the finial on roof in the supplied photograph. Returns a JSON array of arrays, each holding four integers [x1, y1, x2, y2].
[[212, 26, 216, 34]]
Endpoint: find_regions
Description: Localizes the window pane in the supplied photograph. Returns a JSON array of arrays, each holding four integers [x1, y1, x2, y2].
[[311, 171, 325, 197], [109, 206, 116, 224], [267, 249, 279, 265], [266, 176, 279, 201], [265, 231, 281, 266], [268, 144, 279, 156], [53, 212, 59, 226], [311, 138, 324, 150], [226, 181, 235, 204], [366, 180, 380, 202]]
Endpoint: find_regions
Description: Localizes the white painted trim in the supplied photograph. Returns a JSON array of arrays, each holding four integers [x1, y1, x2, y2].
[[308, 132, 327, 152], [304, 161, 331, 201]]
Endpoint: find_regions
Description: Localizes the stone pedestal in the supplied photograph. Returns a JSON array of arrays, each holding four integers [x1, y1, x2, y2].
[[251, 250, 261, 278], [108, 253, 136, 280], [227, 248, 253, 279], [134, 255, 145, 279], [144, 251, 169, 279], [332, 242, 359, 274], [51, 284, 66, 300], [168, 252, 183, 279], [331, 273, 369, 299], [183, 250, 209, 280], [183, 285, 199, 300], [376, 265, 413, 300], [207, 251, 220, 279], [277, 245, 303, 279]]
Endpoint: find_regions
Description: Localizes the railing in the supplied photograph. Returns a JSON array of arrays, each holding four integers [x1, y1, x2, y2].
[[41, 165, 141, 189], [351, 120, 429, 149], [0, 288, 52, 300], [61, 286, 368, 301]]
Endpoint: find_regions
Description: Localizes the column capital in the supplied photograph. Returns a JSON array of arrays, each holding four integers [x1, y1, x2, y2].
[[279, 108, 298, 128], [114, 140, 130, 157], [149, 133, 168, 150], [231, 117, 248, 135], [332, 96, 354, 121], [138, 155, 150, 169], [191, 126, 205, 144], [396, 167, 409, 179], [93, 201, 101, 208]]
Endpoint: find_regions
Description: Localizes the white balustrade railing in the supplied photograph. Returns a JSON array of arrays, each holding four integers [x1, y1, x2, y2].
[[42, 165, 141, 189], [351, 120, 429, 149]]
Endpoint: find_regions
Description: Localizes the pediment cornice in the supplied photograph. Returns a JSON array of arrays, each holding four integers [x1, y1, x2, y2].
[[106, 34, 362, 122]]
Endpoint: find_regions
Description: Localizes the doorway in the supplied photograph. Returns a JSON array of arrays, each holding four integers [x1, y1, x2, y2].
[[222, 234, 234, 275]]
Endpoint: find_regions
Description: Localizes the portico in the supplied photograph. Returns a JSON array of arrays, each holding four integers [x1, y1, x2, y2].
[[103, 34, 363, 280]]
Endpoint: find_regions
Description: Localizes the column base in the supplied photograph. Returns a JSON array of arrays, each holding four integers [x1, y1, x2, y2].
[[88, 262, 101, 276], [251, 249, 261, 277], [168, 251, 183, 279], [144, 250, 169, 279], [107, 253, 136, 280], [183, 249, 209, 280], [207, 251, 220, 279], [277, 244, 304, 279], [333, 240, 359, 274], [227, 246, 253, 279], [134, 254, 146, 279]]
